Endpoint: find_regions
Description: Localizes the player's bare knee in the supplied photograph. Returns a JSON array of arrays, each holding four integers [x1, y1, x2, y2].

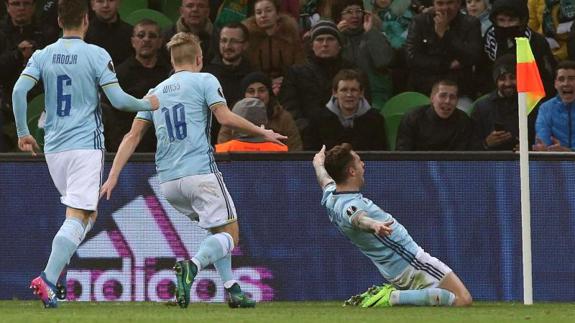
[[210, 223, 239, 247], [454, 293, 473, 306], [66, 207, 94, 224], [228, 231, 239, 247], [219, 231, 238, 249]]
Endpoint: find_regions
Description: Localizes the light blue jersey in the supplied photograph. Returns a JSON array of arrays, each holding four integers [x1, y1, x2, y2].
[[321, 182, 420, 280], [137, 72, 224, 183], [17, 37, 120, 153]]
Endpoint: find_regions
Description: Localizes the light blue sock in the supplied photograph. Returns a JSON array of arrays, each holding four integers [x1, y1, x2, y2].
[[214, 254, 238, 289], [43, 218, 85, 285], [192, 232, 234, 270], [390, 288, 455, 306], [81, 218, 95, 241]]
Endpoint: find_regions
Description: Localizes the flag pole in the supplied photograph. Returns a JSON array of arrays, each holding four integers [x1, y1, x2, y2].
[[516, 36, 541, 305], [517, 91, 533, 305]]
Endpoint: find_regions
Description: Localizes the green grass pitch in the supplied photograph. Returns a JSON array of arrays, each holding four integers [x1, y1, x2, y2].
[[2, 301, 575, 323]]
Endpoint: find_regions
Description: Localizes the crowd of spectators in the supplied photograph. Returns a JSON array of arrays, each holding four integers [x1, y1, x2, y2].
[[2, 0, 575, 153]]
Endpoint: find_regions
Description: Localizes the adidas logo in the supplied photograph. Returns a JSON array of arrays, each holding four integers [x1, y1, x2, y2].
[[66, 175, 274, 302]]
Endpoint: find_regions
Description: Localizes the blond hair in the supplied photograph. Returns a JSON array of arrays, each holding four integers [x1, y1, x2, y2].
[[166, 32, 202, 66]]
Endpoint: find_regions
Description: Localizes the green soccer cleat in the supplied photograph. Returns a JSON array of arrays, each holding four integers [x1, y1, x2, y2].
[[360, 284, 396, 308], [343, 285, 385, 307], [227, 284, 256, 308], [173, 260, 197, 308]]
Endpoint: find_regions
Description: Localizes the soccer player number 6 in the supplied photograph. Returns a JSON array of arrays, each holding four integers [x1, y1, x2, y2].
[[56, 74, 72, 117]]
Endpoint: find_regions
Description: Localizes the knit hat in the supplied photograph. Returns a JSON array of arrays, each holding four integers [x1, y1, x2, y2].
[[489, 0, 529, 24], [240, 72, 273, 97], [492, 54, 516, 82], [232, 98, 268, 126], [310, 20, 343, 45]]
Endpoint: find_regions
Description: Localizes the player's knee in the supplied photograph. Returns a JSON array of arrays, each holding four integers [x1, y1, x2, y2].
[[230, 232, 239, 248], [454, 293, 473, 307]]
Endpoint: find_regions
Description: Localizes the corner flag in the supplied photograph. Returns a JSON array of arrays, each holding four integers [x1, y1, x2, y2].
[[516, 37, 545, 115], [515, 37, 542, 305]]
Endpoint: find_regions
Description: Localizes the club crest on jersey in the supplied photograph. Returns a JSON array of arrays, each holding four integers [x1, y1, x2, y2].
[[346, 205, 357, 217], [107, 60, 115, 73]]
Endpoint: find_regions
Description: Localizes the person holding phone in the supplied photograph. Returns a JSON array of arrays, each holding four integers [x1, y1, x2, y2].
[[471, 54, 537, 151], [332, 0, 394, 107], [404, 0, 482, 105]]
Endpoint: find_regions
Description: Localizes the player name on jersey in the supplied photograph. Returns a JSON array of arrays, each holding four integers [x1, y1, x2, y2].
[[162, 83, 180, 94], [52, 54, 78, 65]]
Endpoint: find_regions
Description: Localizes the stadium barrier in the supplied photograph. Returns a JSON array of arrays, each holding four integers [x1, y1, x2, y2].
[[1, 152, 574, 302]]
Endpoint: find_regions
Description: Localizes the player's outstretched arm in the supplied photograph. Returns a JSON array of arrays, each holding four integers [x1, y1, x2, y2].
[[101, 119, 150, 200], [351, 211, 394, 237], [211, 103, 287, 145], [12, 75, 37, 139], [313, 145, 334, 188], [102, 84, 159, 112]]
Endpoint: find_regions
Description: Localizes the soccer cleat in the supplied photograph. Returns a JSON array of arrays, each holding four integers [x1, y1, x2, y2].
[[226, 284, 256, 308], [29, 273, 58, 308], [343, 285, 385, 307], [360, 284, 396, 308], [173, 260, 196, 308], [55, 281, 67, 300]]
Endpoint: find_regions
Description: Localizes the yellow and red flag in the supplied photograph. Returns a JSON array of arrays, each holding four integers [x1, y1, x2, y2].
[[516, 37, 545, 114]]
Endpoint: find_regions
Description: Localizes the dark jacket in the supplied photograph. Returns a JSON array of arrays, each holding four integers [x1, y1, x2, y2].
[[396, 105, 473, 150], [279, 55, 356, 132], [341, 27, 394, 104], [483, 0, 556, 97], [116, 56, 171, 99], [0, 18, 57, 106], [203, 56, 254, 108], [405, 11, 482, 97], [471, 91, 537, 150], [103, 56, 171, 152], [163, 17, 218, 65], [85, 16, 134, 65], [304, 97, 387, 151], [483, 27, 555, 98], [202, 56, 254, 145]]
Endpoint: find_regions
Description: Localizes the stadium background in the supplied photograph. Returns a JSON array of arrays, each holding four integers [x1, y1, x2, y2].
[[1, 152, 574, 302]]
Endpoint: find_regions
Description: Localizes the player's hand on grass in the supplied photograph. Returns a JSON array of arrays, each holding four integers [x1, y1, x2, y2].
[[313, 145, 326, 168], [100, 177, 118, 200], [372, 220, 394, 237], [18, 135, 41, 156]]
